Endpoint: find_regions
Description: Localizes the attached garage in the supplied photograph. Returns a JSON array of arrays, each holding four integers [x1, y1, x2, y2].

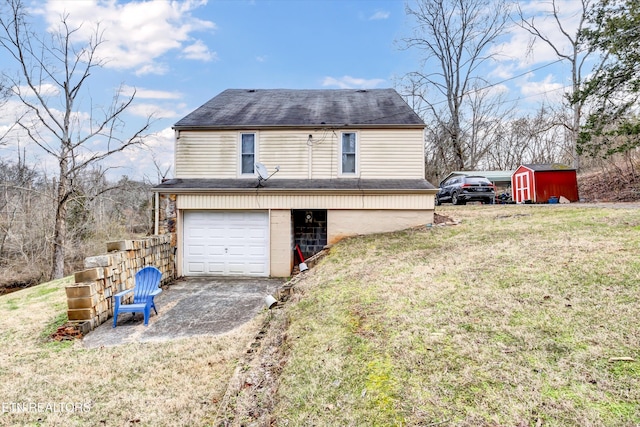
[[183, 210, 269, 277], [154, 179, 437, 278]]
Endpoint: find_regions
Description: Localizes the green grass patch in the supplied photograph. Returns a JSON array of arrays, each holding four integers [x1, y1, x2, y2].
[[4, 298, 19, 310], [272, 205, 640, 426]]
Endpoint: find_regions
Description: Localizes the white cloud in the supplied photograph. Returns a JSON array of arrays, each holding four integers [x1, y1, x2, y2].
[[182, 39, 218, 61], [322, 76, 386, 89], [476, 83, 510, 98], [129, 103, 181, 119], [121, 85, 182, 100], [519, 74, 566, 103], [146, 126, 175, 151], [101, 126, 175, 181], [488, 63, 517, 80], [14, 83, 60, 97], [38, 0, 216, 75], [135, 63, 170, 77], [369, 10, 390, 20], [256, 55, 267, 63]]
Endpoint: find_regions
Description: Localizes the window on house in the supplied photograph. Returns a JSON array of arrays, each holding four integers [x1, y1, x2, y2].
[[341, 132, 357, 175], [241, 133, 255, 175]]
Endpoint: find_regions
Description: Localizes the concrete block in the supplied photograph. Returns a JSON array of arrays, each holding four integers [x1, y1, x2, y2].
[[69, 320, 95, 334], [67, 308, 95, 321], [67, 294, 99, 309], [107, 240, 135, 252], [65, 283, 96, 298], [74, 268, 104, 283], [97, 311, 109, 325], [84, 255, 112, 268]]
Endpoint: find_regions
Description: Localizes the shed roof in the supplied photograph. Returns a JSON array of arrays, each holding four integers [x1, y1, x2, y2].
[[173, 89, 425, 129], [153, 178, 436, 193], [521, 163, 576, 172]]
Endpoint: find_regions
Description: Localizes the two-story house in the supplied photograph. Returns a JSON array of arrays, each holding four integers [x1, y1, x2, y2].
[[153, 88, 437, 278]]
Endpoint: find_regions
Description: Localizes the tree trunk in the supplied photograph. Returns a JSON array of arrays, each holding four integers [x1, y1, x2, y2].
[[572, 101, 581, 170], [50, 159, 68, 280], [451, 116, 465, 170]]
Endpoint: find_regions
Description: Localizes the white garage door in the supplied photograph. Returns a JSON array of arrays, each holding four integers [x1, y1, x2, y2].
[[183, 211, 269, 276]]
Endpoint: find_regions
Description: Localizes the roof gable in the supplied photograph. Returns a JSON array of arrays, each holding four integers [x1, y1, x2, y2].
[[174, 89, 425, 129]]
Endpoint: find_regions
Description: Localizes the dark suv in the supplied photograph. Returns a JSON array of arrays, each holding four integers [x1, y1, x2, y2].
[[436, 175, 495, 205]]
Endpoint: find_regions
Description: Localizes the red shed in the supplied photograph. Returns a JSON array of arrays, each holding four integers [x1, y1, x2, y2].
[[511, 163, 579, 203]]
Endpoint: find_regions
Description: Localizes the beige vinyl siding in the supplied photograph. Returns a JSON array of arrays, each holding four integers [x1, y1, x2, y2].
[[175, 128, 425, 179], [175, 130, 237, 178], [258, 131, 309, 178], [177, 193, 434, 210], [359, 129, 424, 179], [307, 128, 426, 179], [310, 133, 336, 179]]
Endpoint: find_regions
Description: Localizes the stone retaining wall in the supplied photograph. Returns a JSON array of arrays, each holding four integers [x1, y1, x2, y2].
[[65, 235, 175, 332]]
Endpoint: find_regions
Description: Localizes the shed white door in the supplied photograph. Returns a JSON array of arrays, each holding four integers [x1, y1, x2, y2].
[[514, 172, 531, 203], [183, 211, 269, 276]]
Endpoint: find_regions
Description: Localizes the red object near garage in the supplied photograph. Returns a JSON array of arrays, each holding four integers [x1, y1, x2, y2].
[[511, 163, 579, 204]]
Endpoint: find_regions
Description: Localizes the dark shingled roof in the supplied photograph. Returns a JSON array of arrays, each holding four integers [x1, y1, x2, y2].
[[153, 178, 436, 192], [173, 89, 425, 129]]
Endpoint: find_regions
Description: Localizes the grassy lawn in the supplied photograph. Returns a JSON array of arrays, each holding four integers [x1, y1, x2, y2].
[[2, 204, 639, 426], [269, 205, 640, 426], [0, 277, 264, 426]]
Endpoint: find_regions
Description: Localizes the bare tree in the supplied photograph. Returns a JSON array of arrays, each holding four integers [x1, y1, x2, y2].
[[516, 0, 602, 170], [0, 0, 152, 279], [0, 157, 153, 288], [463, 85, 513, 170], [486, 104, 572, 170], [400, 0, 511, 171]]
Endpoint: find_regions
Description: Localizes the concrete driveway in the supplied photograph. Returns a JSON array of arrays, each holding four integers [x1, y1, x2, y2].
[[82, 276, 284, 348]]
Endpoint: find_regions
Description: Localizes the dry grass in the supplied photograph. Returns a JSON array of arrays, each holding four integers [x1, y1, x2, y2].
[[0, 277, 265, 426], [2, 204, 640, 426], [270, 204, 640, 426]]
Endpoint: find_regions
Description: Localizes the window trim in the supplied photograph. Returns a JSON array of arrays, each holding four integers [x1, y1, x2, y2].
[[339, 131, 359, 177], [238, 132, 258, 177]]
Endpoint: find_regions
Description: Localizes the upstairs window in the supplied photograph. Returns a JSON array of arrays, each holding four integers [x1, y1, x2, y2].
[[340, 132, 357, 175], [240, 133, 255, 175]]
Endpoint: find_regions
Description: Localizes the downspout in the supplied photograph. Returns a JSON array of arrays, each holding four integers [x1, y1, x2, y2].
[[308, 137, 313, 179], [154, 192, 160, 235]]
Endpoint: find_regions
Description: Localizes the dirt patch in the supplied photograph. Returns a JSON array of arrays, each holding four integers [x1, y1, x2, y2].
[[434, 212, 454, 224], [213, 309, 289, 426], [578, 161, 640, 202], [213, 255, 328, 425], [0, 276, 42, 295]]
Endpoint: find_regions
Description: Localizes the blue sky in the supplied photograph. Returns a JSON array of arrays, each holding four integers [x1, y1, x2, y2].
[[0, 0, 584, 181]]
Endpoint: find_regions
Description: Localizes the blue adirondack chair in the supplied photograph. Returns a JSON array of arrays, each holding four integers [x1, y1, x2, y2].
[[112, 266, 163, 328]]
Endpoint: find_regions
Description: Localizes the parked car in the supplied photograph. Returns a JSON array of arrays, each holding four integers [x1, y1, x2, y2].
[[436, 175, 496, 205]]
